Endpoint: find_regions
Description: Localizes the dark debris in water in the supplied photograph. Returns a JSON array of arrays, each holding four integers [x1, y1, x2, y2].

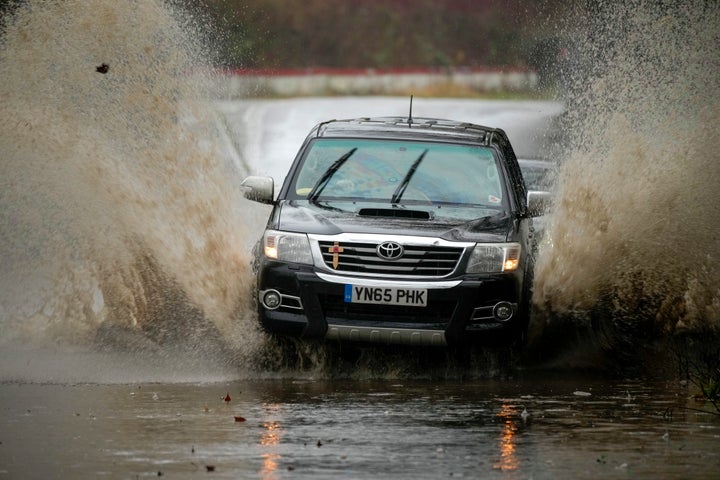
[[95, 63, 109, 74]]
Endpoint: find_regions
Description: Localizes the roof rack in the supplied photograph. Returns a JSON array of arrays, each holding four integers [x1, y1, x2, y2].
[[311, 116, 501, 146]]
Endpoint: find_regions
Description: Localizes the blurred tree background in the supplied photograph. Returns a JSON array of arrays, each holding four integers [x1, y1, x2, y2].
[[1, 0, 572, 88], [183, 0, 568, 74]]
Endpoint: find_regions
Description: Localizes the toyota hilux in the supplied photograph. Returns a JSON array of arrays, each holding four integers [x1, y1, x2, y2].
[[241, 116, 546, 347]]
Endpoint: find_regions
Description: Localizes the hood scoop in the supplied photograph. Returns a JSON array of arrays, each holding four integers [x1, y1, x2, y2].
[[357, 208, 431, 220]]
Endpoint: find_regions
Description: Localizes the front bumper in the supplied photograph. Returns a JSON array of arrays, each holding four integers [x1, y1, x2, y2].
[[256, 261, 526, 347]]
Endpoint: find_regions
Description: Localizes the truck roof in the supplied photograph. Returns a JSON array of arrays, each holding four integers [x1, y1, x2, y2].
[[309, 116, 509, 146]]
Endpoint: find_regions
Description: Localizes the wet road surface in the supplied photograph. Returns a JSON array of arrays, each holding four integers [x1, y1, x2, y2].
[[2, 368, 718, 479]]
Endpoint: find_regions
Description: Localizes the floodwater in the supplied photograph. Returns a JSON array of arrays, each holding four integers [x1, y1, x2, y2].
[[1, 2, 719, 479], [1, 368, 719, 480]]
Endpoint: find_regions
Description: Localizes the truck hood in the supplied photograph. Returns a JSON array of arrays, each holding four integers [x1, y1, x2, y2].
[[274, 200, 513, 243]]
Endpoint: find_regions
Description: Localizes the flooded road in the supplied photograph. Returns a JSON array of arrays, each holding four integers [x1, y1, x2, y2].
[[1, 370, 718, 480], [1, 1, 719, 478]]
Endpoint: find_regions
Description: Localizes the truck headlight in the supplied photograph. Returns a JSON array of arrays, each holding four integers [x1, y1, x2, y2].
[[263, 230, 313, 265], [466, 242, 521, 273]]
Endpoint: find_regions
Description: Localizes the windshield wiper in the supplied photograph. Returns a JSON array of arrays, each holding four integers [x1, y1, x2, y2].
[[307, 148, 357, 203], [391, 149, 428, 204]]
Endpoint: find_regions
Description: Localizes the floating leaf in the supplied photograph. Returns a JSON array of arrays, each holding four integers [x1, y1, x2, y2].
[[234, 416, 246, 422], [224, 393, 231, 402]]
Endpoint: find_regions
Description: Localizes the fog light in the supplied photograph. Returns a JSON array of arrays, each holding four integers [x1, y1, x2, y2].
[[493, 302, 515, 322], [262, 290, 282, 310]]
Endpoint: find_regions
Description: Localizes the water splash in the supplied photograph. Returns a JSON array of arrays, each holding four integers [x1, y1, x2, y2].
[[3, 1, 717, 380], [1, 1, 496, 381], [531, 1, 720, 354], [0, 0, 265, 364]]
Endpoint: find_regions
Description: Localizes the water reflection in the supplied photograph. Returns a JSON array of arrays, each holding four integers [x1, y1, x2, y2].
[[259, 404, 283, 480], [494, 403, 520, 472]]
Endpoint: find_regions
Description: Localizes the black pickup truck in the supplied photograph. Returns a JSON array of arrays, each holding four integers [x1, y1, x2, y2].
[[241, 116, 548, 347]]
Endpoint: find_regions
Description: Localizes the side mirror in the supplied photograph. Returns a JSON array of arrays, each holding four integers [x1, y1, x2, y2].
[[241, 176, 274, 204], [527, 191, 552, 217]]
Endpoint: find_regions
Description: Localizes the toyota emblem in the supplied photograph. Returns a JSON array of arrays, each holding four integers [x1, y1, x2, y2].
[[377, 241, 404, 260]]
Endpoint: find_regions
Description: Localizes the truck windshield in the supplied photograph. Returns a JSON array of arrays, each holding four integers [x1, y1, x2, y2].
[[290, 138, 505, 208]]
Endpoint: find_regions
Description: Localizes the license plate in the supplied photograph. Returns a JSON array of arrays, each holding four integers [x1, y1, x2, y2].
[[344, 285, 427, 307]]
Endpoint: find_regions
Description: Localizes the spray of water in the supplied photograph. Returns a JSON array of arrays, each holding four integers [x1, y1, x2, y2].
[[2, 1, 717, 380], [0, 0, 266, 367], [531, 1, 720, 358]]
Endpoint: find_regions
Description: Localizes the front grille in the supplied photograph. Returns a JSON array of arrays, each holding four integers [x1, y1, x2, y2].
[[318, 293, 455, 325], [318, 240, 462, 277]]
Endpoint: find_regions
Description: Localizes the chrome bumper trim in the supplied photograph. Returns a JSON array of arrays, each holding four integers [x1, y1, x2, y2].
[[315, 272, 462, 289], [325, 324, 447, 346]]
